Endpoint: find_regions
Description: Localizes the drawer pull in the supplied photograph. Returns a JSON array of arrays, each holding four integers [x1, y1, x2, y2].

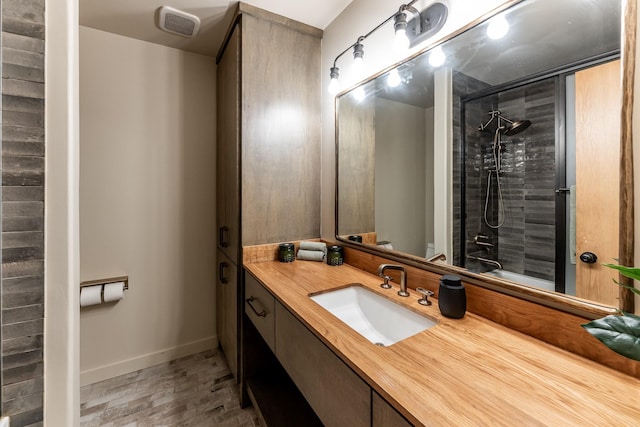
[[246, 296, 267, 317], [219, 262, 229, 284], [219, 226, 230, 248]]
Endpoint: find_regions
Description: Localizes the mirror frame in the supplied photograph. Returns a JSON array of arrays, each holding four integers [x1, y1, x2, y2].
[[335, 0, 636, 319]]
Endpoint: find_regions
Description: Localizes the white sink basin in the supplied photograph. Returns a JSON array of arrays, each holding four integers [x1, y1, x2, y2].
[[310, 284, 436, 346]]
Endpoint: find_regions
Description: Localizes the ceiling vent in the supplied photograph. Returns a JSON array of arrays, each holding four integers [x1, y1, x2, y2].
[[157, 6, 201, 38]]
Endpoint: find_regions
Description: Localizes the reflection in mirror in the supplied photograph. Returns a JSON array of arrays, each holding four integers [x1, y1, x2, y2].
[[336, 0, 627, 309]]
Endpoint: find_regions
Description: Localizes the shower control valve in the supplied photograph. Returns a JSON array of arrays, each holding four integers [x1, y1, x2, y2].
[[579, 252, 598, 264]]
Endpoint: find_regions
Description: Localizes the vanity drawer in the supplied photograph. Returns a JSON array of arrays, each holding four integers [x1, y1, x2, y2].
[[245, 273, 275, 351], [275, 301, 370, 427]]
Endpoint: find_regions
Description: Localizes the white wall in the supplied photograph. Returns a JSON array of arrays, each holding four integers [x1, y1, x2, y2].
[[78, 27, 217, 385], [375, 98, 428, 255], [321, 0, 510, 240]]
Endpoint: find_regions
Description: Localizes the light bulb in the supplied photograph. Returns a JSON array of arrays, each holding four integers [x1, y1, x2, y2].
[[393, 12, 410, 53], [328, 66, 340, 95], [394, 29, 410, 52], [328, 78, 340, 95], [353, 56, 364, 75], [487, 15, 509, 40], [428, 46, 446, 67], [353, 86, 366, 102], [352, 41, 365, 76], [387, 69, 401, 87]]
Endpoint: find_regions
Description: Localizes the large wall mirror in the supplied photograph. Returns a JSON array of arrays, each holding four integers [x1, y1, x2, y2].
[[336, 0, 635, 316]]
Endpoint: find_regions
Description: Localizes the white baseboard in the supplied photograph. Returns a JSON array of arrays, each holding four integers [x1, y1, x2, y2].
[[80, 335, 218, 387], [0, 416, 10, 427]]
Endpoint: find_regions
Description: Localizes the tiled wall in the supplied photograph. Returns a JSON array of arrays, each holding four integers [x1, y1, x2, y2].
[[451, 71, 491, 267], [460, 79, 557, 281], [1, 0, 45, 425]]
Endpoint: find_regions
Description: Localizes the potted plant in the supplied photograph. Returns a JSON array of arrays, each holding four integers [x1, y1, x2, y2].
[[582, 264, 640, 361]]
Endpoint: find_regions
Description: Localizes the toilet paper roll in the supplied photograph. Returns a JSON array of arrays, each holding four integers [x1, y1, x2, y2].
[[103, 281, 125, 303], [80, 285, 102, 307], [297, 249, 325, 261]]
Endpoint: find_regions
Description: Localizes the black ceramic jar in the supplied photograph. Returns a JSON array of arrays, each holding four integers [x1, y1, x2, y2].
[[327, 245, 344, 266], [438, 274, 466, 318], [278, 243, 295, 263]]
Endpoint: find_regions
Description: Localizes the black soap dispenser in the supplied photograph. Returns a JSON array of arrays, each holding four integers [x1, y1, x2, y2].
[[438, 274, 466, 319]]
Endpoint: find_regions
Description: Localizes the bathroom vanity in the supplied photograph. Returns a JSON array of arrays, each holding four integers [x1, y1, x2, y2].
[[242, 253, 640, 426]]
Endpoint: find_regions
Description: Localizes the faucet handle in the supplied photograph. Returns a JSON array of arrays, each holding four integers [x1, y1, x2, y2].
[[416, 287, 435, 306], [380, 275, 393, 289]]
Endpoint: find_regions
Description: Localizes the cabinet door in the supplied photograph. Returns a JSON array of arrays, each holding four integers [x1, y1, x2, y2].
[[217, 249, 238, 380], [241, 14, 321, 245], [373, 391, 413, 427], [216, 24, 240, 263], [275, 302, 370, 427]]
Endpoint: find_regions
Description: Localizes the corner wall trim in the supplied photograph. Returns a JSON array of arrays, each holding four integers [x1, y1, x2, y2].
[[80, 336, 218, 387]]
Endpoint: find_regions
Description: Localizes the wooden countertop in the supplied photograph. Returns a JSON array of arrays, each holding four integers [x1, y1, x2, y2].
[[244, 260, 640, 426]]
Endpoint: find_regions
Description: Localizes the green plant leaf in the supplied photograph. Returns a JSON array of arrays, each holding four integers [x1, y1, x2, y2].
[[612, 279, 640, 296], [582, 314, 640, 361], [603, 263, 640, 281]]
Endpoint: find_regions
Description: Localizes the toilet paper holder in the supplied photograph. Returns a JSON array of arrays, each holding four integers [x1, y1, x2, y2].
[[80, 275, 129, 291]]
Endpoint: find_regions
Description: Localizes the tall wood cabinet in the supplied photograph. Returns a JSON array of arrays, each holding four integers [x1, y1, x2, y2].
[[215, 2, 322, 382]]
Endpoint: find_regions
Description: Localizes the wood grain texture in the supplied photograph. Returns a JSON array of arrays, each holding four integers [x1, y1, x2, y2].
[[244, 260, 640, 426], [241, 13, 322, 246], [341, 245, 640, 378], [244, 274, 275, 351], [337, 94, 376, 235], [275, 300, 371, 427], [242, 239, 322, 264], [216, 24, 240, 263], [216, 249, 239, 380], [620, 0, 637, 312], [237, 2, 323, 38], [575, 60, 621, 307]]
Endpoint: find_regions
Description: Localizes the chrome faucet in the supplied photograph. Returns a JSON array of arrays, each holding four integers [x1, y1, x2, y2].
[[377, 264, 409, 297]]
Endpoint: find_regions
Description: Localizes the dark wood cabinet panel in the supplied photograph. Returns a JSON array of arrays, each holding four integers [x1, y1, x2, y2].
[[216, 249, 238, 379], [275, 301, 371, 427]]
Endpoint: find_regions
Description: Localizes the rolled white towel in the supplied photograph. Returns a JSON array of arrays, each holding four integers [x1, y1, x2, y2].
[[297, 249, 325, 262], [299, 241, 327, 252]]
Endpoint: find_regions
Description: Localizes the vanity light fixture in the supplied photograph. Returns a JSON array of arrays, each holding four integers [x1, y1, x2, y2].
[[393, 11, 411, 52], [328, 67, 341, 94], [487, 15, 509, 40], [328, 1, 448, 95]]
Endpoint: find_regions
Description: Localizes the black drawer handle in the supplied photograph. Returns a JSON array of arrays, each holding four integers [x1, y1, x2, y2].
[[219, 262, 229, 284], [219, 226, 230, 248], [246, 296, 266, 317]]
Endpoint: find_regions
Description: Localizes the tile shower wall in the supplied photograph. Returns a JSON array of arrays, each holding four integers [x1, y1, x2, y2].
[[461, 79, 557, 281], [1, 0, 45, 425], [451, 71, 491, 267]]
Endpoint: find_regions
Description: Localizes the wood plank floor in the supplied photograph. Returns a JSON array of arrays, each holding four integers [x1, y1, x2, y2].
[[80, 349, 259, 426]]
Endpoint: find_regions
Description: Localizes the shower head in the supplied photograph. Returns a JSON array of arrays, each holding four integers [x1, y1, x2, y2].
[[478, 111, 531, 136], [503, 119, 531, 136]]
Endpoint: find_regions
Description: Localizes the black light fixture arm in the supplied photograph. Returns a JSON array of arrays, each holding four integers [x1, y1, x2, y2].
[[331, 0, 420, 68], [328, 0, 448, 95]]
